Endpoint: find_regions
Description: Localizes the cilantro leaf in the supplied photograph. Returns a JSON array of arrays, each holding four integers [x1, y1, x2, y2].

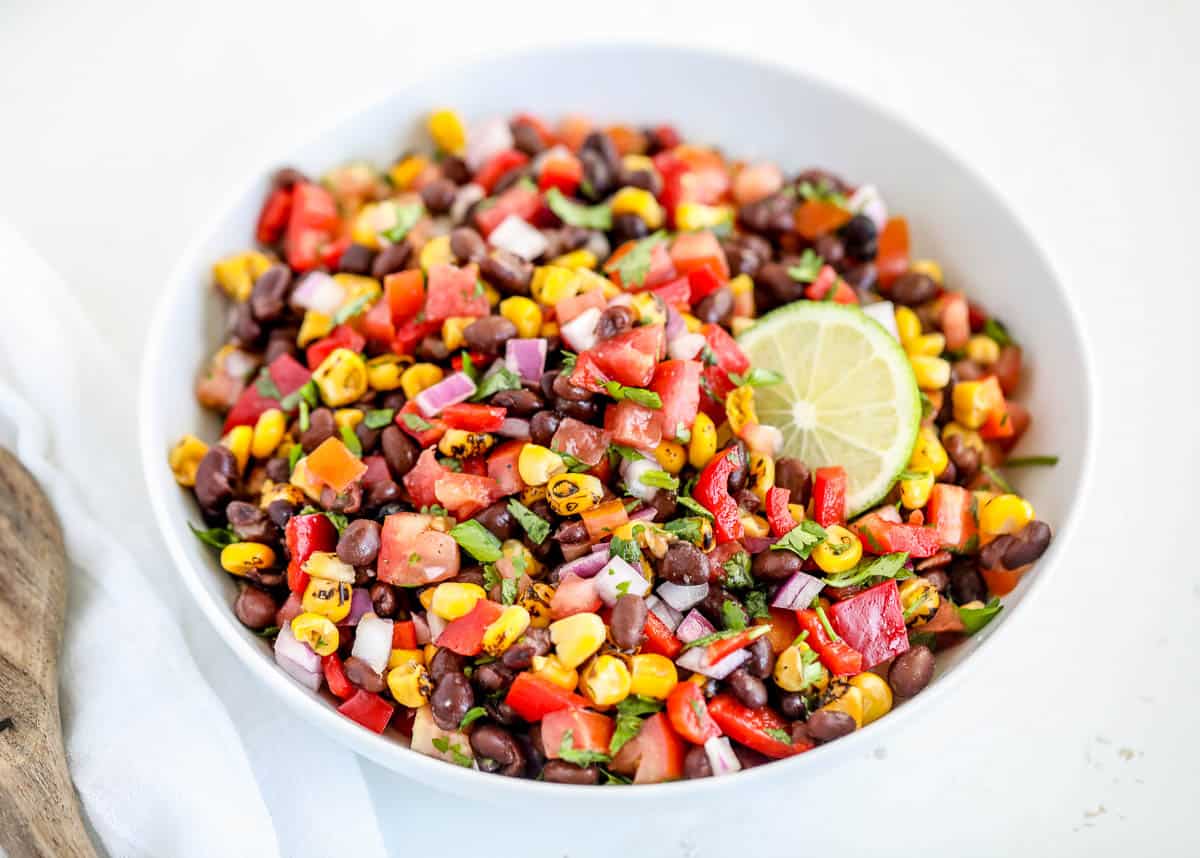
[[764, 728, 792, 745], [420, 504, 449, 517], [339, 424, 362, 457], [559, 350, 578, 375], [639, 469, 678, 490], [459, 706, 487, 729], [663, 516, 704, 544], [254, 368, 282, 400], [280, 379, 318, 411], [333, 294, 371, 325], [254, 625, 280, 639], [431, 737, 473, 767], [771, 519, 828, 559], [796, 179, 848, 208], [982, 318, 1013, 347], [822, 552, 911, 589], [609, 534, 643, 567], [981, 465, 1015, 495], [682, 627, 747, 651], [720, 550, 753, 589], [287, 443, 302, 473], [459, 351, 478, 382], [603, 380, 662, 409], [364, 408, 395, 429], [545, 187, 612, 230], [743, 589, 771, 620], [471, 366, 523, 401], [559, 729, 612, 766], [481, 564, 501, 591], [402, 412, 433, 432], [608, 696, 663, 755], [722, 599, 748, 631], [381, 202, 425, 243], [507, 498, 550, 544], [449, 520, 504, 562], [500, 576, 518, 606], [555, 451, 591, 473], [188, 522, 238, 549], [601, 769, 633, 785], [786, 248, 824, 283], [676, 496, 713, 519], [613, 232, 665, 287], [608, 443, 642, 464], [728, 367, 784, 388], [958, 597, 1003, 635]]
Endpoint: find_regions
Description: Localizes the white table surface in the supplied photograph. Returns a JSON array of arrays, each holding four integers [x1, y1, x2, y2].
[[2, 0, 1196, 854]]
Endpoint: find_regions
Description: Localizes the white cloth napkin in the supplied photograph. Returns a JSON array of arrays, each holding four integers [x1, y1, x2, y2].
[[0, 222, 389, 858]]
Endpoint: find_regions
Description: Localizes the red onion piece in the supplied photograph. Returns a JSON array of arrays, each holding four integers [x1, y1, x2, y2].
[[657, 581, 709, 612], [668, 332, 706, 362], [451, 183, 485, 225], [414, 372, 476, 417], [771, 570, 825, 610], [290, 272, 345, 315], [742, 535, 777, 554], [351, 613, 393, 674], [425, 610, 447, 642], [848, 184, 887, 231], [466, 117, 514, 171], [559, 306, 601, 352], [629, 505, 658, 523], [704, 736, 743, 776], [675, 609, 715, 644], [276, 652, 323, 692], [413, 613, 431, 645], [274, 625, 320, 674], [490, 215, 548, 261], [646, 594, 682, 631], [595, 556, 651, 606], [676, 646, 749, 680], [560, 541, 593, 562], [346, 588, 373, 625], [666, 306, 686, 340], [505, 338, 547, 384], [556, 549, 611, 580], [497, 417, 531, 440]]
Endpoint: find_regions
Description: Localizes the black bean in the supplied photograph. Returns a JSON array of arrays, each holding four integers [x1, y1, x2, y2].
[[1002, 520, 1052, 568], [489, 387, 543, 417], [441, 156, 471, 185], [336, 519, 381, 567], [320, 482, 362, 515], [529, 410, 561, 447], [542, 760, 601, 785], [610, 212, 649, 245], [264, 456, 291, 483], [889, 645, 935, 698], [234, 585, 277, 630], [924, 569, 950, 593], [794, 168, 850, 194], [739, 192, 796, 234], [754, 261, 805, 306], [510, 120, 546, 156], [194, 446, 238, 515], [337, 243, 377, 276], [744, 636, 775, 679], [419, 178, 456, 215], [773, 457, 811, 505], [263, 328, 298, 365], [364, 479, 402, 511], [579, 150, 614, 202], [431, 672, 475, 730], [266, 499, 295, 530], [683, 746, 712, 779], [473, 662, 514, 694], [470, 724, 526, 777], [839, 214, 878, 260], [695, 286, 734, 325], [343, 655, 385, 693], [751, 548, 801, 583], [353, 421, 381, 456], [595, 305, 635, 341], [380, 426, 419, 479], [370, 241, 413, 279], [552, 372, 593, 402], [581, 130, 619, 169], [225, 501, 278, 543], [249, 266, 292, 322], [658, 541, 709, 585], [778, 692, 808, 721], [727, 668, 768, 709], [485, 698, 524, 729], [228, 303, 262, 348], [414, 339, 449, 364], [890, 272, 938, 306], [272, 167, 307, 190], [553, 520, 588, 546], [449, 227, 487, 265], [720, 234, 772, 279], [610, 594, 648, 651], [553, 397, 600, 423], [474, 501, 518, 541], [647, 489, 678, 523], [735, 489, 760, 514], [300, 408, 336, 453], [726, 441, 748, 494], [465, 316, 519, 355], [501, 627, 551, 671], [807, 709, 856, 743], [540, 226, 591, 260], [700, 586, 742, 628], [949, 560, 987, 605], [370, 582, 397, 618], [791, 721, 813, 747], [814, 234, 846, 269], [428, 647, 467, 682], [621, 167, 661, 196]]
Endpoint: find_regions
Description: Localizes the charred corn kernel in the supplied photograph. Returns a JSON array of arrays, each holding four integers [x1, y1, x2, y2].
[[729, 273, 754, 297], [747, 451, 775, 501], [610, 187, 664, 229], [418, 587, 435, 612], [250, 409, 286, 459], [387, 661, 432, 707], [419, 234, 453, 272], [730, 316, 755, 337], [895, 305, 922, 346], [303, 551, 356, 583], [725, 386, 758, 435], [531, 654, 579, 691], [910, 355, 951, 391], [499, 296, 543, 339], [389, 155, 429, 190], [331, 272, 383, 304], [629, 292, 666, 327], [168, 435, 208, 486], [289, 456, 324, 501], [220, 542, 275, 577], [312, 348, 368, 407], [539, 320, 560, 339], [774, 643, 828, 694], [388, 648, 425, 670], [900, 468, 935, 509], [333, 409, 363, 433], [675, 202, 734, 232], [481, 605, 532, 656], [297, 310, 334, 347], [438, 428, 495, 459], [621, 154, 656, 175], [522, 582, 556, 628], [628, 654, 678, 699], [518, 443, 566, 486], [682, 312, 702, 334], [422, 643, 438, 664], [482, 281, 501, 308], [364, 355, 407, 391], [400, 363, 444, 399], [613, 520, 670, 560], [520, 485, 547, 505], [910, 425, 949, 477], [546, 472, 604, 516], [788, 503, 807, 523], [739, 511, 770, 539], [501, 539, 542, 578], [549, 612, 606, 670], [979, 494, 1035, 536], [966, 334, 1000, 365], [813, 525, 863, 573], [951, 381, 991, 429], [906, 332, 946, 358], [849, 672, 893, 725], [431, 582, 487, 621], [654, 441, 687, 475], [910, 259, 943, 285], [302, 577, 352, 622], [427, 108, 466, 154], [550, 249, 597, 271], [673, 516, 714, 552], [291, 612, 339, 656], [440, 316, 474, 351], [689, 413, 718, 469], [212, 251, 272, 302], [941, 422, 985, 455], [530, 265, 578, 306], [898, 576, 940, 626], [820, 679, 865, 728], [222, 425, 253, 473], [260, 480, 304, 509], [580, 654, 632, 707]]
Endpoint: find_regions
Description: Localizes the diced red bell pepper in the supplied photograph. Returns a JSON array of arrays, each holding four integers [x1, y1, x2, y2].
[[812, 466, 847, 527], [694, 446, 745, 544], [486, 439, 526, 495], [926, 484, 979, 552], [441, 403, 506, 433], [392, 620, 418, 650], [538, 152, 583, 196], [569, 323, 665, 391], [323, 654, 355, 700], [459, 455, 486, 476], [649, 276, 691, 311], [699, 363, 736, 421], [649, 359, 702, 443], [436, 598, 504, 656], [765, 486, 797, 536], [475, 149, 530, 194], [285, 512, 338, 594], [704, 625, 770, 666], [609, 712, 685, 784], [707, 694, 809, 759], [670, 230, 730, 281], [256, 186, 292, 244], [475, 183, 543, 237], [804, 265, 858, 304], [641, 610, 683, 659], [423, 263, 488, 322], [686, 267, 724, 304], [666, 682, 721, 744], [853, 512, 942, 558], [826, 579, 910, 670], [396, 401, 446, 447], [383, 270, 425, 322], [306, 324, 366, 370], [503, 672, 591, 722], [361, 297, 395, 347], [222, 353, 312, 433], [876, 216, 910, 289], [285, 182, 341, 272], [652, 125, 681, 150], [391, 317, 440, 358], [337, 690, 394, 734], [319, 237, 351, 271], [700, 323, 750, 374], [541, 708, 614, 759], [795, 609, 863, 676]]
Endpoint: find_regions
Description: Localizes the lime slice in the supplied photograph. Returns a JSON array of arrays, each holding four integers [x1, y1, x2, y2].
[[737, 302, 921, 516]]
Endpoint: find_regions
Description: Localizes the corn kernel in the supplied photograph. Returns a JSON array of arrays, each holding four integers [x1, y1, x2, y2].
[[812, 525, 863, 574], [910, 259, 944, 285], [302, 551, 355, 583], [910, 425, 949, 477], [966, 334, 1000, 365], [362, 355, 404, 392], [518, 443, 566, 487], [898, 576, 940, 626], [729, 273, 753, 297], [849, 672, 893, 725], [520, 485, 547, 505], [259, 480, 304, 509], [440, 316, 474, 352], [288, 456, 324, 501], [550, 249, 597, 271], [501, 539, 542, 579], [747, 451, 775, 501], [531, 654, 579, 690], [773, 643, 828, 694], [725, 386, 758, 435], [820, 679, 865, 728], [250, 409, 286, 459], [894, 305, 922, 346], [549, 612, 606, 670], [910, 355, 951, 391], [979, 494, 1035, 537], [387, 661, 433, 707], [675, 202, 734, 232], [428, 108, 466, 155], [610, 187, 664, 229], [168, 435, 208, 486], [521, 582, 556, 628], [332, 272, 383, 304], [941, 422, 985, 455], [291, 612, 339, 656], [302, 577, 353, 622], [499, 296, 543, 339], [654, 442, 687, 475], [906, 332, 946, 358], [900, 468, 935, 509], [531, 266, 579, 306], [546, 472, 604, 516], [689, 413, 718, 469], [628, 654, 678, 699], [400, 363, 444, 400], [681, 312, 702, 334], [629, 292, 666, 327], [481, 605, 532, 657], [332, 409, 363, 433], [312, 348, 368, 407], [580, 654, 632, 707], [788, 503, 807, 524], [212, 251, 272, 302], [418, 587, 435, 611], [222, 425, 253, 473], [419, 234, 453, 272], [388, 648, 425, 670], [220, 542, 275, 577], [621, 154, 656, 175], [389, 155, 429, 191], [739, 511, 770, 539], [539, 320, 560, 339], [431, 582, 487, 621], [438, 428, 495, 459], [730, 316, 755, 337], [298, 310, 334, 347]]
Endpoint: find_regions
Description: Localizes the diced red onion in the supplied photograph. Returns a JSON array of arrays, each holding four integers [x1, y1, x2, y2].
[[414, 372, 476, 417], [620, 456, 661, 502], [645, 594, 682, 631], [560, 541, 593, 562], [425, 610, 447, 642], [657, 581, 709, 612], [276, 651, 323, 692], [863, 300, 899, 341], [346, 588, 373, 625], [223, 348, 259, 381], [497, 417, 531, 439], [465, 117, 514, 171], [591, 541, 610, 553], [274, 624, 321, 673], [668, 332, 706, 361], [351, 613, 393, 674], [505, 338, 547, 384], [556, 549, 611, 580], [451, 183, 485, 225], [291, 271, 346, 315], [629, 505, 658, 523], [489, 215, 548, 261], [413, 613, 431, 645], [665, 306, 686, 340], [676, 646, 749, 680], [704, 736, 742, 776], [771, 570, 825, 611], [675, 609, 715, 644], [742, 536, 777, 554], [559, 306, 601, 352], [848, 184, 887, 231], [595, 556, 651, 606], [876, 505, 903, 524], [584, 231, 611, 263]]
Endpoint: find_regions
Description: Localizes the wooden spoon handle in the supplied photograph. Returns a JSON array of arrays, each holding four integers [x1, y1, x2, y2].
[[0, 448, 97, 858]]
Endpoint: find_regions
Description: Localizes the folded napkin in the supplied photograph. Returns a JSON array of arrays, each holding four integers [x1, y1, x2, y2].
[[0, 222, 388, 858]]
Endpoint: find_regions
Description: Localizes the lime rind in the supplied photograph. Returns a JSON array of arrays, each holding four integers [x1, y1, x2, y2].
[[737, 302, 921, 517]]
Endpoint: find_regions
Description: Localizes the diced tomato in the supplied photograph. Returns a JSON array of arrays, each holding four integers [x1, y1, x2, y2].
[[795, 609, 863, 676], [538, 152, 583, 196], [666, 681, 721, 744], [434, 471, 504, 519], [256, 186, 292, 244], [550, 574, 602, 619], [795, 200, 852, 239], [384, 270, 425, 321], [475, 183, 543, 237], [395, 401, 446, 448], [732, 162, 784, 206], [640, 609, 683, 659], [306, 324, 366, 370], [441, 403, 506, 433], [376, 510, 461, 587], [284, 512, 337, 594], [337, 690, 394, 734], [319, 237, 351, 271], [550, 417, 611, 467], [436, 598, 504, 656], [940, 292, 970, 352], [474, 149, 530, 194], [651, 275, 692, 310], [542, 708, 614, 759], [392, 317, 440, 358], [997, 400, 1030, 452], [852, 512, 942, 558], [698, 363, 736, 421], [555, 288, 607, 325], [580, 499, 629, 544], [400, 450, 465, 511], [669, 230, 730, 281], [557, 114, 593, 152], [604, 239, 677, 291], [610, 712, 685, 784], [423, 263, 488, 322], [486, 440, 526, 495], [222, 353, 312, 432], [504, 672, 591, 722], [323, 654, 355, 700], [812, 467, 847, 527], [700, 323, 749, 374], [804, 265, 858, 304], [993, 345, 1022, 397], [458, 455, 486, 477], [604, 399, 662, 449], [876, 217, 910, 289], [361, 297, 395, 347], [926, 484, 979, 552], [285, 182, 341, 272], [685, 267, 724, 304], [649, 359, 701, 442], [655, 147, 730, 219], [392, 620, 418, 650], [761, 608, 801, 655], [826, 579, 910, 670], [707, 694, 809, 759], [605, 125, 647, 157], [569, 324, 665, 391]]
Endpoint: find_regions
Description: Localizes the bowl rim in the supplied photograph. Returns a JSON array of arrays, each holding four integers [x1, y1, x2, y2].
[[138, 40, 1098, 799]]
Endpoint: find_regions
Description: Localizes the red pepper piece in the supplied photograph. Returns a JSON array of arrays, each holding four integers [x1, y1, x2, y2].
[[825, 579, 910, 670], [322, 654, 355, 700], [694, 447, 745, 544], [440, 403, 506, 433], [853, 512, 942, 557], [666, 682, 721, 744], [812, 466, 847, 527], [503, 673, 591, 722], [305, 324, 366, 371], [255, 186, 292, 244], [707, 694, 810, 759], [391, 620, 417, 650], [475, 149, 530, 194], [705, 625, 771, 665], [640, 610, 683, 659], [795, 609, 863, 676], [337, 690, 394, 734], [284, 513, 338, 594], [765, 486, 797, 537]]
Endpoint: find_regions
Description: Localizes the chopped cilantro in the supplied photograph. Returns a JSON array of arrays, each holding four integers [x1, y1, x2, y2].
[[188, 523, 238, 549], [786, 248, 824, 283], [287, 443, 302, 473], [601, 769, 633, 785], [822, 552, 911, 589], [682, 627, 746, 651], [796, 179, 848, 208], [460, 351, 478, 382], [771, 519, 828, 559], [500, 576, 519, 605], [380, 202, 425, 244], [481, 564, 501, 591], [555, 451, 591, 473], [958, 597, 1003, 635], [280, 379, 318, 411], [720, 550, 753, 590], [982, 318, 1013, 347], [559, 350, 578, 375], [603, 380, 662, 409], [439, 456, 462, 472], [559, 729, 612, 766], [507, 498, 550, 544], [471, 366, 523, 401], [254, 368, 282, 400], [420, 504, 449, 517], [676, 496, 713, 519], [298, 400, 311, 431], [609, 534, 643, 566], [722, 599, 748, 631], [608, 696, 663, 755], [764, 728, 792, 745], [545, 187, 613, 230], [744, 589, 771, 620], [728, 367, 784, 388], [402, 412, 433, 432], [639, 469, 679, 490], [663, 517, 705, 544], [896, 468, 931, 482], [431, 737, 473, 767], [254, 625, 280, 639], [449, 520, 504, 562], [1004, 455, 1059, 467], [616, 580, 631, 596], [608, 443, 642, 464], [981, 465, 1015, 495], [339, 425, 362, 457], [364, 408, 395, 429], [459, 707, 487, 729], [613, 232, 665, 287], [333, 294, 370, 325]]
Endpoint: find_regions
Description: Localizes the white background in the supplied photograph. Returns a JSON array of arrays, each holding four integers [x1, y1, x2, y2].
[[1, 1, 1197, 855]]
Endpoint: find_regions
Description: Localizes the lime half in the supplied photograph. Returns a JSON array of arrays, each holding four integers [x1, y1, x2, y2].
[[737, 302, 921, 516]]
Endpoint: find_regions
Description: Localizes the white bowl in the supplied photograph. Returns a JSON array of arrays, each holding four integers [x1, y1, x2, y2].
[[139, 44, 1095, 803]]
